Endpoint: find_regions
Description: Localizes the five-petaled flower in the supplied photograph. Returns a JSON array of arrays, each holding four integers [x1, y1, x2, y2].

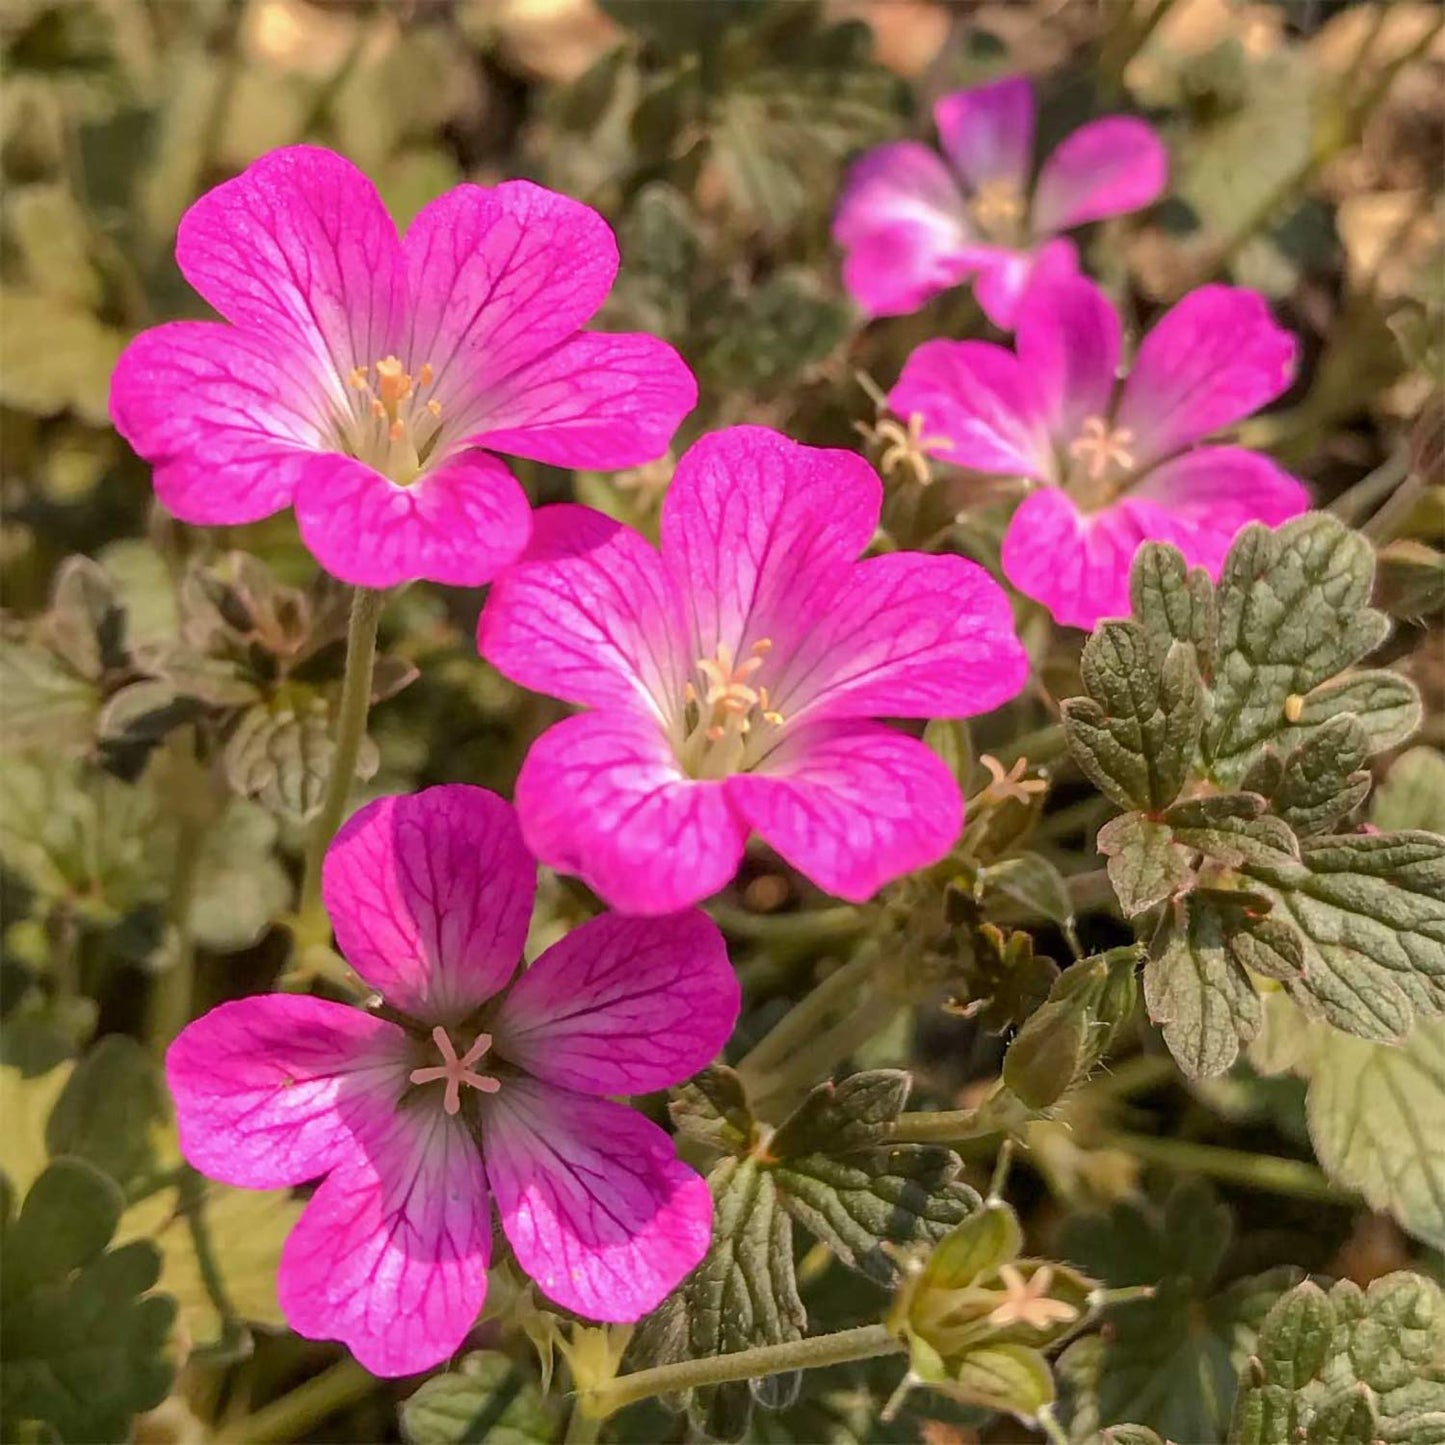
[[478, 425, 1030, 916], [110, 146, 696, 589], [166, 785, 738, 1376], [833, 75, 1167, 329], [889, 275, 1308, 628]]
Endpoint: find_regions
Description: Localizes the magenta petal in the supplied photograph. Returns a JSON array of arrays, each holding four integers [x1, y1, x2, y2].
[[278, 1110, 489, 1376], [728, 722, 963, 903], [514, 711, 747, 916], [889, 339, 1051, 478], [660, 427, 882, 661], [493, 910, 738, 1094], [1115, 285, 1298, 464], [833, 141, 974, 316], [1001, 486, 1193, 629], [769, 552, 1028, 723], [478, 503, 689, 716], [934, 76, 1035, 195], [1031, 117, 1168, 234], [323, 786, 536, 1019], [165, 995, 409, 1190], [404, 181, 618, 417], [1132, 446, 1310, 575], [110, 322, 324, 525], [176, 145, 404, 381], [972, 236, 1079, 331], [293, 448, 531, 588], [487, 1079, 711, 1321], [465, 331, 697, 470], [1015, 275, 1122, 443]]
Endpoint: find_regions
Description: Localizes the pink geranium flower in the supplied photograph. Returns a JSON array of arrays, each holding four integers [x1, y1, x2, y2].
[[111, 146, 695, 589], [166, 785, 736, 1376], [833, 75, 1167, 329], [478, 426, 1029, 916], [890, 275, 1309, 629]]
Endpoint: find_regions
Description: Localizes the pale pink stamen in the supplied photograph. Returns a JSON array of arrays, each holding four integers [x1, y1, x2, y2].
[[409, 1024, 501, 1115]]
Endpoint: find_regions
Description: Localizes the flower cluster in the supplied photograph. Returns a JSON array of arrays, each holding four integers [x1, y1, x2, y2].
[[114, 89, 1315, 1379]]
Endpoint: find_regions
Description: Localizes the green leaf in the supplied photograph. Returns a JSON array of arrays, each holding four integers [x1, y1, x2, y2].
[[629, 1155, 805, 1442], [1283, 670, 1422, 760], [1227, 1274, 1445, 1445], [669, 1064, 755, 1154], [1, 1158, 176, 1443], [45, 1035, 169, 1194], [701, 268, 850, 389], [1063, 624, 1204, 811], [0, 289, 126, 424], [1003, 948, 1140, 1108], [223, 696, 358, 826], [1303, 1017, 1445, 1249], [1145, 896, 1264, 1078], [1060, 1185, 1297, 1444], [1256, 717, 1372, 837], [400, 1351, 555, 1445], [1130, 541, 1215, 672], [1097, 814, 1194, 916], [1249, 831, 1445, 1042], [0, 642, 98, 757], [1204, 515, 1403, 784], [769, 1072, 978, 1282]]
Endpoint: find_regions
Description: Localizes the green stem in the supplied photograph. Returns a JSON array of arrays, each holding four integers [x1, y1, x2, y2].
[[148, 806, 206, 1064], [581, 1324, 904, 1420], [736, 951, 876, 1086], [214, 1358, 376, 1444], [708, 903, 865, 948], [295, 587, 385, 942], [178, 1166, 245, 1354], [1362, 466, 1427, 545], [1105, 1132, 1355, 1204], [749, 998, 898, 1119], [884, 1108, 991, 1146], [563, 1404, 602, 1445]]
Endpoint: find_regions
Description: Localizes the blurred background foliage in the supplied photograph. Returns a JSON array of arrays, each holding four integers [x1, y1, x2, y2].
[[0, 0, 1442, 1441]]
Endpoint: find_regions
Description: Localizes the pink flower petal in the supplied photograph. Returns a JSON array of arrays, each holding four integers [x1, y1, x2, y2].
[[166, 995, 410, 1190], [1132, 446, 1310, 575], [403, 181, 618, 420], [492, 910, 738, 1095], [1115, 285, 1298, 465], [278, 1110, 489, 1376], [464, 331, 697, 470], [293, 448, 531, 588], [486, 1079, 711, 1321], [934, 76, 1036, 195], [727, 722, 963, 903], [514, 711, 747, 916], [1015, 275, 1122, 444], [1031, 116, 1168, 235], [478, 503, 689, 717], [323, 786, 536, 1019], [1001, 486, 1194, 629], [659, 427, 882, 662], [889, 339, 1051, 478], [109, 322, 325, 525], [833, 141, 975, 316], [973, 236, 1079, 331], [767, 552, 1028, 723], [175, 145, 405, 386]]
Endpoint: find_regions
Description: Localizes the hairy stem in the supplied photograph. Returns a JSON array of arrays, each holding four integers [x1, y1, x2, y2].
[[885, 1107, 993, 1146], [581, 1325, 905, 1420], [295, 587, 385, 943], [736, 950, 877, 1086], [1105, 1132, 1355, 1204], [214, 1358, 377, 1444]]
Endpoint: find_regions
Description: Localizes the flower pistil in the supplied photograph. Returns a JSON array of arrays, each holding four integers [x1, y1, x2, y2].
[[408, 1024, 501, 1115], [346, 356, 445, 484]]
